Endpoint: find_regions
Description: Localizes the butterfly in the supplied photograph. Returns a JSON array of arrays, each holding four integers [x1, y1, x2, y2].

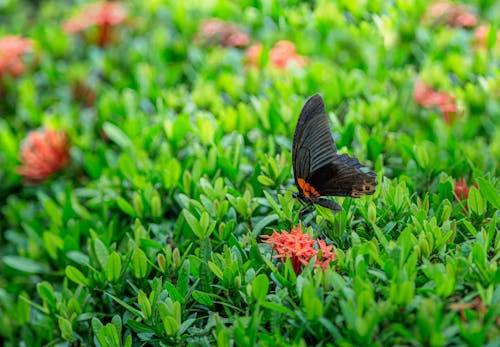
[[292, 94, 377, 210]]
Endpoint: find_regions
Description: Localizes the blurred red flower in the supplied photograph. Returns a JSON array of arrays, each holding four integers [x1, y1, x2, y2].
[[413, 80, 458, 124], [474, 24, 500, 49], [423, 1, 477, 28], [245, 43, 263, 67], [62, 1, 127, 47], [270, 40, 308, 69], [0, 35, 33, 78], [261, 225, 336, 275], [17, 128, 71, 183], [197, 19, 249, 47], [246, 40, 307, 70], [453, 178, 479, 202]]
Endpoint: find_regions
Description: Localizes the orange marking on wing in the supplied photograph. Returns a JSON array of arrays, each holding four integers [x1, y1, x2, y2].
[[297, 178, 320, 197]]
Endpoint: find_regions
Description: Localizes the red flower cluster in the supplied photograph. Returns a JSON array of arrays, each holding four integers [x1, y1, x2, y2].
[[413, 80, 458, 124], [17, 128, 71, 183], [423, 1, 477, 28], [261, 225, 336, 275], [0, 35, 33, 78], [62, 1, 127, 46], [246, 40, 308, 70], [197, 19, 249, 48]]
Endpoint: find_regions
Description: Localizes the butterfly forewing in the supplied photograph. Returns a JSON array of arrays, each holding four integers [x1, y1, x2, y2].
[[292, 94, 337, 185]]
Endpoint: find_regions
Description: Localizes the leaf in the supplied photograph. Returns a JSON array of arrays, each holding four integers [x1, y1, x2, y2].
[[192, 290, 214, 307], [106, 252, 122, 283], [116, 197, 136, 217], [59, 317, 74, 342], [93, 237, 109, 270], [131, 248, 149, 279], [138, 290, 152, 319], [476, 177, 500, 209], [37, 282, 56, 310], [65, 265, 89, 286], [105, 292, 144, 318], [468, 187, 485, 216], [3, 256, 48, 274], [251, 274, 269, 301], [252, 214, 279, 237], [164, 281, 184, 303], [183, 209, 202, 239], [102, 122, 132, 148]]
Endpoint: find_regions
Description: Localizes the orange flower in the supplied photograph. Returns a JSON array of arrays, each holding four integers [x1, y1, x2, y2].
[[62, 1, 127, 47], [245, 43, 263, 68], [261, 225, 336, 275], [413, 80, 458, 124], [269, 40, 308, 69], [423, 1, 477, 28], [474, 24, 500, 49], [17, 128, 70, 183], [245, 40, 307, 70], [0, 35, 33, 78], [197, 19, 249, 47]]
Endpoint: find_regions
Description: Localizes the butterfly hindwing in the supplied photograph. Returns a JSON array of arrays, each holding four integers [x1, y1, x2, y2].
[[307, 157, 377, 197]]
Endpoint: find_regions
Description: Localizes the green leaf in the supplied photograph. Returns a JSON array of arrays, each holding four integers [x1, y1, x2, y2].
[[3, 256, 48, 274], [164, 281, 184, 303], [251, 274, 269, 301], [102, 122, 132, 148], [116, 197, 136, 217], [184, 209, 202, 239], [106, 252, 122, 283], [105, 293, 144, 318], [476, 178, 500, 209], [138, 290, 152, 319], [59, 317, 74, 342], [131, 248, 149, 279], [468, 187, 485, 216], [65, 266, 90, 286], [252, 214, 279, 237], [192, 290, 214, 307], [93, 237, 109, 271], [36, 282, 56, 310]]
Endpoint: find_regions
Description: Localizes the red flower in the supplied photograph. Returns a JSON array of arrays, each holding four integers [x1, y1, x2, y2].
[[245, 40, 308, 70], [245, 43, 263, 68], [17, 128, 71, 183], [423, 1, 477, 28], [474, 24, 500, 49], [453, 178, 479, 212], [197, 19, 249, 47], [269, 40, 308, 69], [453, 178, 470, 201], [0, 35, 33, 78], [62, 1, 127, 47], [261, 225, 336, 275], [413, 80, 458, 124]]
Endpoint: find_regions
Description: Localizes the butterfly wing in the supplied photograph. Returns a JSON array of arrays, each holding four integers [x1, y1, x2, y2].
[[292, 94, 338, 194], [292, 94, 377, 199], [307, 154, 377, 197]]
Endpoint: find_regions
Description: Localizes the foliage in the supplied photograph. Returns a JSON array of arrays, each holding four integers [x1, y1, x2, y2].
[[0, 0, 499, 346]]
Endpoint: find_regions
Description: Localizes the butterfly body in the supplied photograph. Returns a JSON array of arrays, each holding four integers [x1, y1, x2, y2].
[[292, 94, 377, 210]]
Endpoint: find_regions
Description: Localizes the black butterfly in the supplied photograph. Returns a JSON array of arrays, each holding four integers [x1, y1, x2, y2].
[[292, 94, 377, 210]]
